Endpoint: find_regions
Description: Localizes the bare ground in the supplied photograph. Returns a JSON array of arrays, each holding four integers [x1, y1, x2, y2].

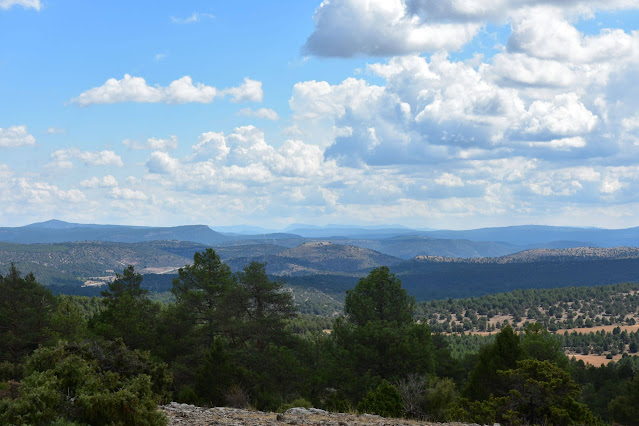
[[160, 404, 479, 426]]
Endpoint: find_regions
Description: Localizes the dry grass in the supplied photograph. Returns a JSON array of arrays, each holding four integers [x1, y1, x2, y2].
[[568, 352, 623, 366], [554, 324, 639, 335]]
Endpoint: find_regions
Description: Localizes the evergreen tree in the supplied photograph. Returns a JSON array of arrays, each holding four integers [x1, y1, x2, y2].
[[332, 267, 435, 400], [465, 325, 525, 400], [230, 261, 296, 349], [171, 249, 236, 347], [0, 264, 56, 364], [90, 265, 160, 351]]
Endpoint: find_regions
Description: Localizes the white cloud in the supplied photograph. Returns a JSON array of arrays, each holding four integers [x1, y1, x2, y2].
[[527, 137, 587, 150], [436, 173, 464, 187], [524, 93, 598, 136], [191, 132, 230, 161], [80, 175, 119, 188], [238, 107, 280, 121], [77, 150, 123, 167], [305, 0, 639, 57], [222, 78, 263, 103], [71, 75, 263, 106], [305, 0, 480, 57], [600, 177, 623, 194], [507, 8, 639, 64], [13, 179, 86, 203], [170, 12, 214, 24], [48, 149, 124, 168], [0, 0, 40, 10], [146, 151, 180, 174], [46, 127, 66, 134], [123, 135, 178, 151], [109, 187, 148, 201], [0, 125, 35, 148]]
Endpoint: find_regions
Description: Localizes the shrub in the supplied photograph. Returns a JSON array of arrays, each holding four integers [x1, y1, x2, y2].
[[279, 397, 313, 412], [225, 384, 251, 409], [358, 380, 403, 418], [0, 340, 170, 426]]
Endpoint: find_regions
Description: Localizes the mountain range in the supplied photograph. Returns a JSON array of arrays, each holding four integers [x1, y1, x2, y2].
[[4, 220, 639, 259]]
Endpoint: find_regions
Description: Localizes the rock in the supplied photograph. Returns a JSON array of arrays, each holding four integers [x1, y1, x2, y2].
[[159, 403, 481, 425]]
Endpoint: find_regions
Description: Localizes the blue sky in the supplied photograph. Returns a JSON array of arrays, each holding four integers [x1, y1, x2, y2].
[[2, 0, 639, 229]]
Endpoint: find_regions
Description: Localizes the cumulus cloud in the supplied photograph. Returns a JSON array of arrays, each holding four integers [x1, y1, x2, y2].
[[71, 75, 263, 106], [48, 149, 124, 168], [288, 43, 639, 172], [0, 0, 40, 10], [436, 173, 464, 187], [80, 175, 119, 188], [222, 78, 263, 103], [0, 125, 35, 148], [523, 93, 598, 137], [146, 151, 180, 174], [148, 126, 327, 187], [305, 0, 639, 57], [9, 178, 86, 204], [109, 187, 148, 201], [123, 135, 178, 151], [238, 107, 280, 120], [191, 132, 230, 161], [304, 0, 480, 56]]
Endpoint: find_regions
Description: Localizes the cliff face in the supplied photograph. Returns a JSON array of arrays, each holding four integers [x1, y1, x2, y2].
[[160, 403, 479, 425]]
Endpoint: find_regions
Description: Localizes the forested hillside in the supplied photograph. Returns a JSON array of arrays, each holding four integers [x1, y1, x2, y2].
[[2, 253, 639, 424]]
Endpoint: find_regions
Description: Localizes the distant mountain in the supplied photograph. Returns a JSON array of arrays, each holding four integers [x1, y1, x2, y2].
[[7, 220, 639, 262], [0, 240, 201, 288], [393, 246, 639, 299], [224, 241, 403, 276], [24, 219, 114, 229], [212, 225, 278, 235], [4, 236, 639, 303], [421, 225, 639, 247], [0, 221, 229, 245], [329, 235, 518, 259], [284, 225, 418, 238]]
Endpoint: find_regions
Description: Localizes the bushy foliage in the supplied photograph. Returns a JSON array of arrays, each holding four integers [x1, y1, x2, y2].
[[465, 325, 524, 400], [500, 359, 597, 425], [0, 264, 57, 363], [331, 267, 436, 400], [0, 339, 170, 425], [357, 380, 403, 418], [279, 397, 312, 412]]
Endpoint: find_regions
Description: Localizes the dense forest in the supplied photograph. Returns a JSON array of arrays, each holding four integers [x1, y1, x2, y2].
[[1, 250, 639, 425]]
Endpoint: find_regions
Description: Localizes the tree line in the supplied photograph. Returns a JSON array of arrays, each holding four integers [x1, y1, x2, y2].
[[1, 250, 638, 424]]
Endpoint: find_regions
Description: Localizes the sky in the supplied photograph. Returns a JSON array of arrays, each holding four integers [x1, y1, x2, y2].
[[2, 0, 639, 230]]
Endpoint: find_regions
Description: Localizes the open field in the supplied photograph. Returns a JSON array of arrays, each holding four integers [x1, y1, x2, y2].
[[568, 352, 624, 366]]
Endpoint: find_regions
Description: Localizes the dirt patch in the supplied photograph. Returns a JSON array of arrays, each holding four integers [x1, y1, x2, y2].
[[555, 324, 639, 335], [568, 352, 623, 366], [140, 266, 181, 274]]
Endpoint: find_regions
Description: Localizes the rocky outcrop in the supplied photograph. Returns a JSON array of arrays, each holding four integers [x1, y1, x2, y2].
[[160, 402, 480, 425]]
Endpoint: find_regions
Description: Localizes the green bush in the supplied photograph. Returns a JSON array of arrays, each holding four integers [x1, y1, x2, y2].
[[279, 397, 313, 412], [0, 340, 170, 426], [321, 390, 353, 413], [176, 385, 198, 404], [357, 380, 403, 418]]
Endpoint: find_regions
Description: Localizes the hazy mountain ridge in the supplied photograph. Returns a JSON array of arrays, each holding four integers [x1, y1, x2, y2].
[[223, 241, 403, 276], [0, 223, 229, 245], [4, 220, 639, 302], [413, 246, 639, 264]]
